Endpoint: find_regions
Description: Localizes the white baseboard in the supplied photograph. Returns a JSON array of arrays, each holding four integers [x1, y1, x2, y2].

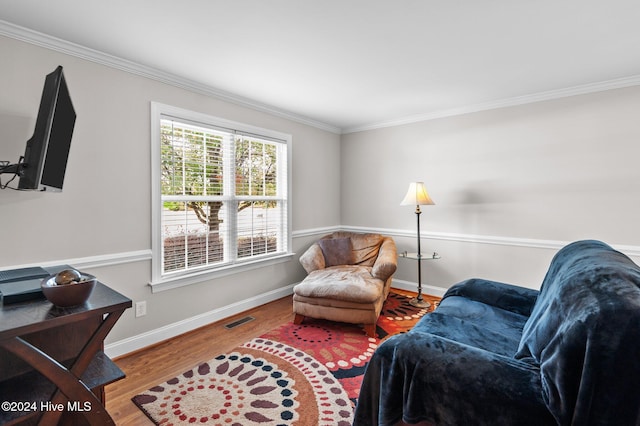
[[391, 278, 447, 298], [105, 278, 442, 359], [105, 283, 296, 359]]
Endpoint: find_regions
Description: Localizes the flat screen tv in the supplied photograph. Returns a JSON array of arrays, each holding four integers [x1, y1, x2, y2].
[[17, 65, 76, 192]]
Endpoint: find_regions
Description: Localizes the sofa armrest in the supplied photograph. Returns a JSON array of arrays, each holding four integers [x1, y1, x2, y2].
[[372, 237, 398, 282], [299, 243, 325, 274], [443, 278, 538, 317], [354, 331, 552, 426]]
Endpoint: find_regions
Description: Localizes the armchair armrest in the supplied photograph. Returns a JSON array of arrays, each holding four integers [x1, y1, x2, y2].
[[443, 278, 539, 317], [372, 237, 398, 282], [299, 243, 325, 274]]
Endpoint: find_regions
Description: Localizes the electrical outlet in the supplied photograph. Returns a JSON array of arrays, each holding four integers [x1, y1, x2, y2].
[[135, 301, 147, 318]]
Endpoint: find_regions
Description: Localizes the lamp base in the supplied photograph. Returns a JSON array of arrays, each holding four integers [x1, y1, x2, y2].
[[409, 297, 431, 308]]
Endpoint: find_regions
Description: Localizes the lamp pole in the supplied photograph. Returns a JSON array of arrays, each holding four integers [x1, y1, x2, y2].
[[411, 204, 428, 307]]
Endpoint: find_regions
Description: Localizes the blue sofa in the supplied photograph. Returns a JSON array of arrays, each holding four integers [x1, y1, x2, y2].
[[354, 240, 640, 425]]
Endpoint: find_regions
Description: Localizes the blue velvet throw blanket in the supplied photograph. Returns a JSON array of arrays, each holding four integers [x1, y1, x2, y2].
[[354, 240, 640, 425]]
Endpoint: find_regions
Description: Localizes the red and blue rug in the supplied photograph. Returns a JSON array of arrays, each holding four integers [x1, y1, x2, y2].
[[132, 291, 438, 425]]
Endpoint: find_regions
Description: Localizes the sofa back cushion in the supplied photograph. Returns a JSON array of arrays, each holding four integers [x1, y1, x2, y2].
[[515, 240, 640, 424]]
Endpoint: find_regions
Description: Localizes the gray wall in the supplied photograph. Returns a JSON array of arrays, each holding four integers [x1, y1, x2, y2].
[[0, 36, 341, 354], [341, 86, 640, 290], [2, 33, 640, 356]]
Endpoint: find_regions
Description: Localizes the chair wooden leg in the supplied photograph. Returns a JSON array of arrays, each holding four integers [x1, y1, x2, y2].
[[364, 323, 377, 338], [293, 313, 305, 325]]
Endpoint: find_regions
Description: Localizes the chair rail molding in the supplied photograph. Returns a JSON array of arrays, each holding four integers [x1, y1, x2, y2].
[[341, 225, 640, 258], [0, 249, 153, 273], [2, 225, 637, 274], [38, 224, 638, 359], [292, 225, 342, 239]]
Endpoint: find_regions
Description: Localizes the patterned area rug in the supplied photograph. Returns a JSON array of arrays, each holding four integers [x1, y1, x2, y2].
[[132, 291, 439, 425]]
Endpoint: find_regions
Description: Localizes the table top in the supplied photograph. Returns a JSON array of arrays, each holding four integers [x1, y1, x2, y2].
[[0, 281, 132, 339], [399, 252, 441, 260]]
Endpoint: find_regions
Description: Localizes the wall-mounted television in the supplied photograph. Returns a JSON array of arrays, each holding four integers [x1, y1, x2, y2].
[[0, 65, 76, 192]]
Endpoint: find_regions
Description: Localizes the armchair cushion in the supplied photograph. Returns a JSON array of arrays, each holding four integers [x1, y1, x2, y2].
[[293, 265, 382, 303], [317, 237, 354, 267], [329, 231, 384, 266]]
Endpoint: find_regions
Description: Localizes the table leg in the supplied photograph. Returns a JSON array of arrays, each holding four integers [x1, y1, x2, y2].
[[1, 337, 113, 425], [40, 310, 125, 425], [0, 309, 125, 425]]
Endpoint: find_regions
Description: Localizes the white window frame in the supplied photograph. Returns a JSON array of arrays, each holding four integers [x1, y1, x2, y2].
[[150, 102, 293, 292]]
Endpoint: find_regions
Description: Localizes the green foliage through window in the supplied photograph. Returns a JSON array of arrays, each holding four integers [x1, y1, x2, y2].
[[158, 117, 287, 276]]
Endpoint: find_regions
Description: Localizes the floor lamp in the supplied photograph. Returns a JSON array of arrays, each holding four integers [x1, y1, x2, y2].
[[401, 182, 435, 308]]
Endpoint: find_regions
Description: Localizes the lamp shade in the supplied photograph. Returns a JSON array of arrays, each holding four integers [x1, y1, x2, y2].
[[401, 182, 435, 206]]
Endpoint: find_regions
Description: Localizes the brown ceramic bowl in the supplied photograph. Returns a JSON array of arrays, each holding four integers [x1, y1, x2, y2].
[[41, 273, 96, 307]]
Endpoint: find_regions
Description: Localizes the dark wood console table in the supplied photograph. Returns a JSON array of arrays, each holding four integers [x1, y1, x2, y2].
[[0, 278, 131, 425]]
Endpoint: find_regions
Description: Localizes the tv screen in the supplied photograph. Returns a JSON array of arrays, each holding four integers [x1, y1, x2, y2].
[[18, 66, 76, 192]]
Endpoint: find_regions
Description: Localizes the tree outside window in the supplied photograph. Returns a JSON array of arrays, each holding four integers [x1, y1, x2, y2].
[[158, 118, 287, 275]]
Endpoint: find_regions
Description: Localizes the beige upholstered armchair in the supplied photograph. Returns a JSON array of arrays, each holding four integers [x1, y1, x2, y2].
[[292, 232, 397, 337]]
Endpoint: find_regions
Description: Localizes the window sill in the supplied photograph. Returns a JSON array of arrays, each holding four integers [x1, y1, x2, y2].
[[149, 252, 296, 293]]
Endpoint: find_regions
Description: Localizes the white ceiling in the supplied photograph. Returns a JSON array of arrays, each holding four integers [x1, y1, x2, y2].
[[2, 0, 640, 133]]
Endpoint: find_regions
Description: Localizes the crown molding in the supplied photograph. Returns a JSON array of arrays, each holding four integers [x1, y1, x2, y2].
[[0, 20, 342, 135], [4, 19, 640, 137], [342, 74, 640, 134]]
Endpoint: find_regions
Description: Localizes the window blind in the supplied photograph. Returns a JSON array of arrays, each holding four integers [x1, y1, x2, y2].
[[158, 117, 288, 277]]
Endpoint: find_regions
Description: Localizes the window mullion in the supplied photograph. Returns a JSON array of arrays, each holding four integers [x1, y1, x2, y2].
[[262, 143, 266, 197], [182, 205, 189, 270], [202, 133, 207, 197], [154, 102, 291, 284], [202, 133, 208, 266], [279, 143, 287, 253], [223, 133, 237, 263], [248, 139, 253, 197], [180, 124, 186, 197]]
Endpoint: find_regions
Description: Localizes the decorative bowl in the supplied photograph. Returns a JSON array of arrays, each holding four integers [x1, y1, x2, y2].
[[41, 272, 96, 307]]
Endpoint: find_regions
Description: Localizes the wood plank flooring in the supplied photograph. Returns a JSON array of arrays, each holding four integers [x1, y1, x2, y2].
[[105, 290, 419, 425]]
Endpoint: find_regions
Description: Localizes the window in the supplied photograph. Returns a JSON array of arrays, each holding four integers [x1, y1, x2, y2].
[[150, 103, 292, 289]]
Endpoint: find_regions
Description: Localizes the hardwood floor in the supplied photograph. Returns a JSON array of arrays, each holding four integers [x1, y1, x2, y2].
[[105, 295, 295, 425], [105, 289, 420, 425]]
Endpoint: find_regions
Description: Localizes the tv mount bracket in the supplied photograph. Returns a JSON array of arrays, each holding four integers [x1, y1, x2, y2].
[[0, 158, 25, 176]]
